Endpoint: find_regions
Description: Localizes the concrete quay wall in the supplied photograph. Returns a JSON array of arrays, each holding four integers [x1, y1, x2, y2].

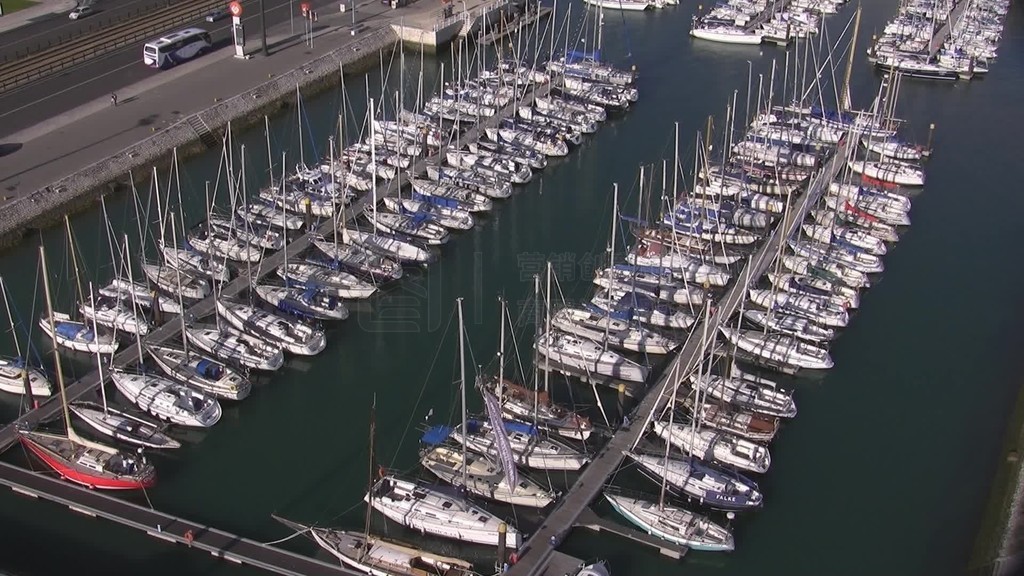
[[0, 25, 399, 251]]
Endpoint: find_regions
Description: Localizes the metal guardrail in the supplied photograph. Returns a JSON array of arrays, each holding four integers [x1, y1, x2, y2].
[[0, 0, 222, 95], [430, 0, 508, 32], [1, 0, 168, 63]]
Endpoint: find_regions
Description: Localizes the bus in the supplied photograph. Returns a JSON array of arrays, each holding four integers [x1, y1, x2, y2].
[[143, 28, 212, 69]]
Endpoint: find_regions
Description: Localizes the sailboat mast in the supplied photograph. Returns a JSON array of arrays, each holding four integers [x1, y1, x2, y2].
[[169, 213, 189, 359], [38, 245, 74, 436], [1, 276, 34, 407], [370, 98, 378, 229], [457, 297, 468, 489], [362, 393, 377, 555], [605, 184, 618, 344], [498, 296, 506, 397], [841, 4, 862, 112], [87, 283, 110, 414], [63, 216, 86, 312], [297, 84, 305, 165], [126, 239, 145, 367], [534, 273, 544, 416], [543, 261, 553, 393], [659, 358, 682, 509]]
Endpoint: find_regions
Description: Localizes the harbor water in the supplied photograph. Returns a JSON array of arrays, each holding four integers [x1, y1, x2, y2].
[[1, 1, 1022, 575]]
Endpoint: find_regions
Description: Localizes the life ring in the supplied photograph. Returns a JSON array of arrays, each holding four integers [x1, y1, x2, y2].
[[509, 552, 518, 564]]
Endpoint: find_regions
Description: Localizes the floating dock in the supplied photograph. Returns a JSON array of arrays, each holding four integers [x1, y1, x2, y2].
[[576, 507, 687, 559], [0, 460, 359, 576], [504, 137, 853, 576], [927, 0, 969, 59], [0, 72, 556, 574]]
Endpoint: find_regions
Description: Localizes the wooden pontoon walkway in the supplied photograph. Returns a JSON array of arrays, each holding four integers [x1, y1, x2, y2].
[[742, 0, 792, 33], [0, 460, 358, 576], [505, 137, 852, 576], [928, 0, 969, 59]]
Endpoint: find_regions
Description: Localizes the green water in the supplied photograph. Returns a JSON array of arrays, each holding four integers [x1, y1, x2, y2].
[[1, 1, 1023, 575]]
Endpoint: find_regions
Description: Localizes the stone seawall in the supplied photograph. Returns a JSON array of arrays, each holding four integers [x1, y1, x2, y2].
[[0, 25, 399, 251]]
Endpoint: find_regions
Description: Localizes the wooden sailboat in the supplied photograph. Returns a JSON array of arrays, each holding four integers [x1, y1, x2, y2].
[[20, 246, 157, 489]]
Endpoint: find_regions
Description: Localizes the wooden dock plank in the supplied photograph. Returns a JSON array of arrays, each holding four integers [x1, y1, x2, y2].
[[505, 139, 851, 576]]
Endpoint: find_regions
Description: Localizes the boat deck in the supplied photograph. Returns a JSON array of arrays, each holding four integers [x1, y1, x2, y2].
[[0, 460, 357, 576], [503, 138, 851, 576]]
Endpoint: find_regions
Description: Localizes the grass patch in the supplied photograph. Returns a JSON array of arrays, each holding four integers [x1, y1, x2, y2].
[[1, 0, 39, 14], [969, 379, 1024, 571]]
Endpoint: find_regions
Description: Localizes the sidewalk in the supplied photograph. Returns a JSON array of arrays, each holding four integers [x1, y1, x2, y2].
[[0, 0, 402, 201], [0, 0, 77, 34]]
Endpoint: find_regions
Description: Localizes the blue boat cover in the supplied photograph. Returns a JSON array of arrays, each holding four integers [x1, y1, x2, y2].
[[55, 322, 84, 341], [421, 425, 454, 446], [196, 358, 224, 380], [566, 49, 600, 63]]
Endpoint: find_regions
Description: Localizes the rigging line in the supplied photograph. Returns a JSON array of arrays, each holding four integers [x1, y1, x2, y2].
[[142, 484, 156, 510], [387, 305, 458, 470], [261, 526, 313, 546]]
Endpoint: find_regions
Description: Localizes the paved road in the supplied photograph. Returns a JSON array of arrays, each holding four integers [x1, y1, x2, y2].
[[0, 0, 162, 61], [0, 0, 427, 200], [0, 0, 336, 139]]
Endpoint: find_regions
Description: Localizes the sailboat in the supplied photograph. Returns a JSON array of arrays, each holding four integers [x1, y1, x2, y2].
[[366, 474, 522, 548], [216, 299, 326, 356], [625, 451, 763, 511], [70, 284, 181, 449], [0, 277, 52, 397], [604, 492, 734, 551], [491, 291, 594, 441], [274, 396, 482, 576], [19, 245, 157, 489], [420, 299, 556, 509]]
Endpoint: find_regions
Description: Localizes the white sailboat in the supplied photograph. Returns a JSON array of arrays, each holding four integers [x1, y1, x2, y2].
[[366, 475, 522, 548], [186, 325, 284, 371], [216, 299, 326, 356], [718, 326, 834, 370], [110, 368, 222, 428], [689, 373, 797, 418], [0, 277, 52, 397], [421, 299, 556, 509], [652, 420, 771, 474], [70, 284, 181, 449], [604, 492, 735, 551]]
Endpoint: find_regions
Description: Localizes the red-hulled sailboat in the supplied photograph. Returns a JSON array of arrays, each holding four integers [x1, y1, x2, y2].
[[18, 245, 156, 490]]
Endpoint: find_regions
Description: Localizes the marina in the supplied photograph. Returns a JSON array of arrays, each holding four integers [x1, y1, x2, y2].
[[869, 0, 1011, 80], [0, 1, 1023, 576]]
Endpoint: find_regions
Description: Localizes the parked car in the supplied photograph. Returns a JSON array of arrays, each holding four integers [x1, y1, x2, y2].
[[205, 8, 229, 22], [69, 5, 94, 19]]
